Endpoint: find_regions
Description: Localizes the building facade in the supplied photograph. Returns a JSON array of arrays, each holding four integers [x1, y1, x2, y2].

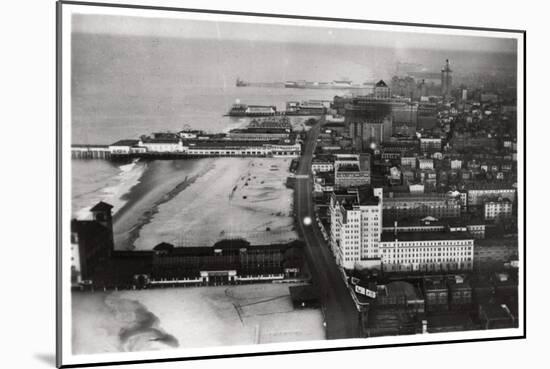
[[71, 202, 115, 283], [383, 193, 462, 220], [483, 198, 513, 220], [329, 188, 383, 269], [379, 232, 474, 272], [467, 187, 516, 207]]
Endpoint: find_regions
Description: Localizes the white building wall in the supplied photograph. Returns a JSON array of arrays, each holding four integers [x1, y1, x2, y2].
[[379, 238, 474, 272], [329, 188, 383, 270]]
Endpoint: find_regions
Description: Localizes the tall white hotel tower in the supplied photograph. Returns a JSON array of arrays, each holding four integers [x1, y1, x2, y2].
[[329, 187, 383, 270]]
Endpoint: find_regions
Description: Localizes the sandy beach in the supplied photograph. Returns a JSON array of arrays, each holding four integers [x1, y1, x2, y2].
[[132, 157, 297, 249], [111, 159, 216, 250], [72, 283, 325, 355]]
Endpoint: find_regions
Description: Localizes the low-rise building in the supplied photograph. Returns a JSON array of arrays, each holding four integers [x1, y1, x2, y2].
[[334, 154, 371, 188], [401, 155, 417, 168], [484, 197, 513, 220], [479, 303, 517, 329], [311, 158, 334, 173], [467, 184, 516, 207], [420, 137, 442, 152], [383, 192, 461, 220], [108, 139, 140, 155], [418, 158, 434, 170], [375, 281, 425, 314], [423, 277, 449, 312], [447, 275, 472, 309], [450, 159, 462, 169]]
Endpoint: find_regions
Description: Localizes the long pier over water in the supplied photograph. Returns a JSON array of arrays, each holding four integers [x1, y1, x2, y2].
[[72, 145, 111, 159]]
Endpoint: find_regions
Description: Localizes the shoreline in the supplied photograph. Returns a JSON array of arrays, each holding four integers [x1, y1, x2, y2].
[[72, 159, 147, 220], [120, 161, 216, 250]]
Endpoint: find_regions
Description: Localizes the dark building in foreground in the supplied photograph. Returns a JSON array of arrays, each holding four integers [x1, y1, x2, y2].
[[70, 201, 114, 282], [479, 303, 517, 329], [71, 202, 306, 287], [151, 239, 305, 285], [423, 277, 449, 312]]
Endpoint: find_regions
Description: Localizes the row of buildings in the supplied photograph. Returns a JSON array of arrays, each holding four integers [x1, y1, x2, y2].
[[106, 118, 303, 158], [310, 67, 518, 274], [328, 187, 476, 271], [353, 272, 518, 336]]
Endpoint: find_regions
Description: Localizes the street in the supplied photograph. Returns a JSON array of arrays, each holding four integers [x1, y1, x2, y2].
[[294, 120, 361, 339]]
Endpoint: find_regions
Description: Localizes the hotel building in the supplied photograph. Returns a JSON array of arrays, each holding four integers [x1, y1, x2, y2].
[[329, 188, 383, 270], [379, 231, 474, 272]]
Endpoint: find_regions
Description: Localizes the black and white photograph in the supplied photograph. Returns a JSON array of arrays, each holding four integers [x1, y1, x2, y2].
[[55, 1, 525, 367]]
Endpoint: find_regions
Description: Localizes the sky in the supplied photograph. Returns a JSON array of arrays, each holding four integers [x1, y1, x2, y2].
[[72, 13, 518, 54]]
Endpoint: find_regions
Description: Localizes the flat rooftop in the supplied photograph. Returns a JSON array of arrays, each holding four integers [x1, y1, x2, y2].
[[332, 188, 380, 207], [381, 231, 474, 242], [110, 139, 140, 147]]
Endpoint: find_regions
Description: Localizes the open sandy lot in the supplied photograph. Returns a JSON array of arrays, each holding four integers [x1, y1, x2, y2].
[[72, 283, 325, 354]]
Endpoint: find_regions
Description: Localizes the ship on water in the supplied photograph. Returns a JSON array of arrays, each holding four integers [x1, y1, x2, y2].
[[235, 77, 371, 90], [284, 78, 372, 90], [226, 100, 328, 117], [235, 77, 249, 87]]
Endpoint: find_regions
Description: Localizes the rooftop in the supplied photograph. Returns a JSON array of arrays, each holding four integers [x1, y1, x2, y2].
[[382, 281, 423, 301], [381, 230, 473, 242], [332, 188, 381, 208], [336, 164, 360, 172], [142, 137, 181, 144], [480, 303, 514, 320], [110, 139, 140, 147], [90, 201, 114, 212], [424, 278, 447, 291]]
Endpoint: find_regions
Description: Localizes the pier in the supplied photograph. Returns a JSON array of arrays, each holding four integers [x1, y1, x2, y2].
[[72, 145, 111, 159]]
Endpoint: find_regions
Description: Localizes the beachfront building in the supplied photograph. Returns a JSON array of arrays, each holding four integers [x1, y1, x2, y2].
[[227, 129, 290, 141], [110, 137, 301, 158], [227, 118, 292, 141], [108, 139, 140, 155], [139, 137, 186, 153], [151, 239, 305, 285], [329, 187, 383, 270], [71, 202, 115, 283]]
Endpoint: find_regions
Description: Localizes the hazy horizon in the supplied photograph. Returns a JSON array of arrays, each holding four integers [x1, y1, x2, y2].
[[72, 13, 518, 54]]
